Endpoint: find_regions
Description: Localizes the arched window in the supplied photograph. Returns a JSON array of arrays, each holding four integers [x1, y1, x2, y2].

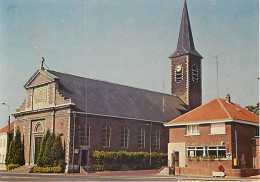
[[34, 122, 44, 133], [137, 128, 145, 149], [121, 125, 129, 148], [80, 123, 91, 146], [153, 129, 161, 150], [102, 123, 111, 147], [192, 64, 198, 83]]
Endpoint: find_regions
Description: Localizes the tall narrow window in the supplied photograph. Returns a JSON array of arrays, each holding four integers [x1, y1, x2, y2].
[[137, 128, 145, 149], [153, 129, 161, 150], [102, 123, 111, 147], [80, 123, 91, 146], [192, 64, 198, 83], [121, 125, 129, 148]]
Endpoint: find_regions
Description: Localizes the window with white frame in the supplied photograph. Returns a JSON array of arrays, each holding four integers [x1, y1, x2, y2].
[[210, 123, 225, 135], [186, 125, 200, 135], [102, 123, 111, 147], [121, 125, 129, 148], [80, 123, 91, 146], [137, 128, 145, 149], [153, 129, 161, 150], [187, 146, 226, 158], [208, 146, 226, 157]]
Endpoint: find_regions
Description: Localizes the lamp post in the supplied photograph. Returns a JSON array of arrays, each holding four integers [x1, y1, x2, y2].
[[146, 122, 152, 167], [1, 102, 10, 132]]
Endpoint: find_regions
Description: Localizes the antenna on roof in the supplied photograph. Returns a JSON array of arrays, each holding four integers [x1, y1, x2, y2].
[[214, 55, 220, 97]]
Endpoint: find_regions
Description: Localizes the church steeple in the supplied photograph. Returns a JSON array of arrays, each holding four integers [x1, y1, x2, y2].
[[169, 0, 203, 110], [169, 0, 202, 59]]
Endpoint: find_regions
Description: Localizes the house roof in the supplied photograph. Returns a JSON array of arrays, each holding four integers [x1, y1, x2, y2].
[[165, 98, 259, 126], [0, 122, 14, 133], [48, 70, 188, 123], [169, 0, 202, 59]]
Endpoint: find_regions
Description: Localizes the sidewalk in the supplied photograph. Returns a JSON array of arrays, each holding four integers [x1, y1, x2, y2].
[[77, 169, 260, 181]]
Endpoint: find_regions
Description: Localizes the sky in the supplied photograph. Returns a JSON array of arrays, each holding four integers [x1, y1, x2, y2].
[[0, 0, 259, 129]]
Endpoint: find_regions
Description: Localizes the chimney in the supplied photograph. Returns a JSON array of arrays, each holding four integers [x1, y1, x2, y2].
[[226, 94, 231, 103]]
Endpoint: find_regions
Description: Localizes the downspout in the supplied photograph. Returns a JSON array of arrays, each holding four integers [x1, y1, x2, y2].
[[235, 130, 238, 159], [72, 112, 76, 173]]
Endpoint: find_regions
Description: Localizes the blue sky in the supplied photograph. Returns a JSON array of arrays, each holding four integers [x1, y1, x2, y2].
[[0, 0, 259, 129]]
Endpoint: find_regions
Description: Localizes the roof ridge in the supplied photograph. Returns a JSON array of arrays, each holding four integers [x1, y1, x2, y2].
[[217, 98, 232, 118], [47, 70, 178, 97]]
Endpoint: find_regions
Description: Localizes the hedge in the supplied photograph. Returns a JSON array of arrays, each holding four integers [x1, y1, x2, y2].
[[32, 166, 64, 173], [92, 151, 167, 171], [7, 164, 20, 171]]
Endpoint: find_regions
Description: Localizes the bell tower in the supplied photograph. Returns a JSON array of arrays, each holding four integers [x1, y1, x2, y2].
[[170, 0, 203, 110]]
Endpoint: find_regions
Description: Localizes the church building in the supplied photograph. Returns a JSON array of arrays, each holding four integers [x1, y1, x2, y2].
[[13, 0, 202, 172]]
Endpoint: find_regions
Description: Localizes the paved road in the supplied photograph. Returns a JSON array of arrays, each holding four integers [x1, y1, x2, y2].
[[0, 171, 259, 181]]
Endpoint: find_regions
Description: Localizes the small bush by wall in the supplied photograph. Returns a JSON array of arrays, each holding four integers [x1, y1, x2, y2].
[[32, 166, 63, 173], [92, 151, 167, 171], [7, 164, 20, 171]]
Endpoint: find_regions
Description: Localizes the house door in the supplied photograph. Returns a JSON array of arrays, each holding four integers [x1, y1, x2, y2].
[[81, 150, 89, 167], [175, 151, 179, 167], [34, 136, 42, 164]]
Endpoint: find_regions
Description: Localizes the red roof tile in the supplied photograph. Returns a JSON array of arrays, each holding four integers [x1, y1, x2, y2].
[[0, 122, 14, 133], [166, 98, 259, 125]]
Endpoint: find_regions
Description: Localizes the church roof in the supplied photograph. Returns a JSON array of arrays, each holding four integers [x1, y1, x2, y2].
[[165, 98, 259, 126], [169, 0, 202, 59], [48, 70, 188, 123]]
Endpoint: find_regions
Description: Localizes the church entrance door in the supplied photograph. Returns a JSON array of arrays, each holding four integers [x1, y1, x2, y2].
[[34, 136, 42, 164]]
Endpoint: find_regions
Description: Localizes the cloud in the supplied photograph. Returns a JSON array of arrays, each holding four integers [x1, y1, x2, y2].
[[125, 17, 135, 25]]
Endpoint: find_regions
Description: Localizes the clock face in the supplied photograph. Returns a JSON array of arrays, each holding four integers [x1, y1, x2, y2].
[[176, 65, 182, 72]]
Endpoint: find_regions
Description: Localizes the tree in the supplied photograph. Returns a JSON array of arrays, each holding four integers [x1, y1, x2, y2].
[[42, 133, 55, 167], [5, 128, 25, 166], [37, 129, 50, 167], [51, 134, 65, 167], [245, 103, 259, 115]]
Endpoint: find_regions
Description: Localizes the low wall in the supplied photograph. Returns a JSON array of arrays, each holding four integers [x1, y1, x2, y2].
[[225, 168, 260, 177], [173, 159, 259, 177]]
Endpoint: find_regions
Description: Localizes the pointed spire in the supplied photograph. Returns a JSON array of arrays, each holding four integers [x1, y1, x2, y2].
[[170, 0, 202, 58]]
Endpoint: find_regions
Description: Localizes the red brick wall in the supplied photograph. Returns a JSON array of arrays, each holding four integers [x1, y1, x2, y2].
[[231, 122, 258, 169], [15, 108, 71, 165], [76, 114, 168, 154], [169, 123, 232, 151]]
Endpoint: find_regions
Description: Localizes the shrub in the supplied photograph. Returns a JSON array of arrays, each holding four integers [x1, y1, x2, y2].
[[34, 132, 66, 173], [33, 166, 63, 173], [7, 164, 20, 171], [42, 133, 55, 167], [37, 130, 50, 167], [92, 151, 167, 171], [51, 135, 64, 167], [5, 128, 25, 166]]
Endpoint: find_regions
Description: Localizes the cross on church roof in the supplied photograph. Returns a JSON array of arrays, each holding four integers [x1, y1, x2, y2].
[[40, 57, 45, 70]]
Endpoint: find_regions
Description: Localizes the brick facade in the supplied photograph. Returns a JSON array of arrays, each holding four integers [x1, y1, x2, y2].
[[14, 70, 170, 172], [168, 122, 259, 177], [170, 55, 202, 111]]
